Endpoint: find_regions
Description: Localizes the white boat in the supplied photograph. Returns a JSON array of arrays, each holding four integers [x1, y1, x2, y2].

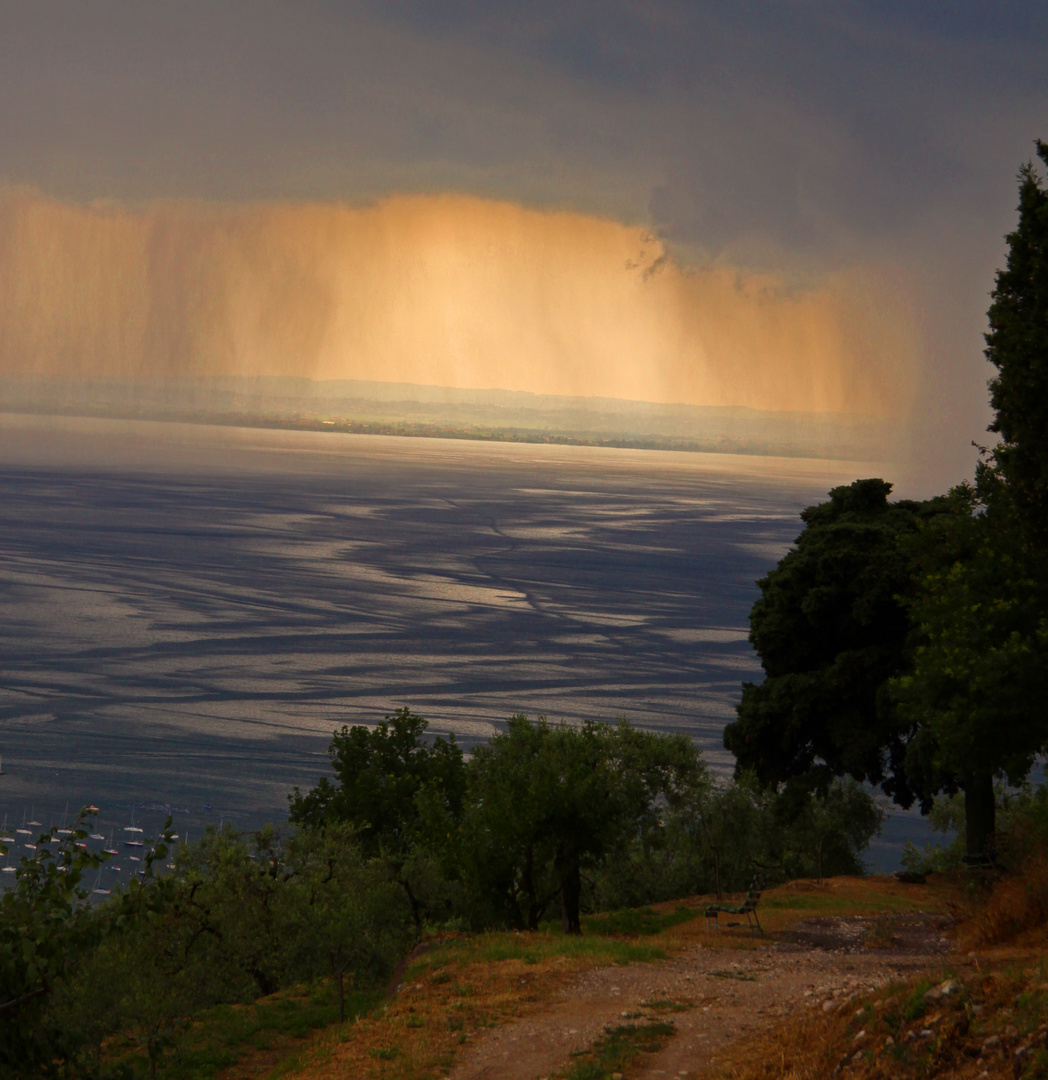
[[0, 815, 13, 844], [15, 806, 30, 837], [27, 807, 41, 827], [92, 868, 110, 896], [123, 805, 143, 835], [103, 826, 119, 856], [56, 802, 72, 836]]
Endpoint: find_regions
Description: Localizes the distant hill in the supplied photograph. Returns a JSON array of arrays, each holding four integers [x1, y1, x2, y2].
[[0, 375, 897, 460]]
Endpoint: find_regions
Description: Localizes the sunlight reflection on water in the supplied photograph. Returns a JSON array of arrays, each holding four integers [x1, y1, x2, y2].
[[0, 415, 906, 862]]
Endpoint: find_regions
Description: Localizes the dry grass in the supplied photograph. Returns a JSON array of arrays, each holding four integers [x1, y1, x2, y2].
[[220, 876, 961, 1080], [276, 931, 670, 1080], [965, 850, 1048, 948], [706, 957, 1048, 1080], [703, 868, 1048, 1080]]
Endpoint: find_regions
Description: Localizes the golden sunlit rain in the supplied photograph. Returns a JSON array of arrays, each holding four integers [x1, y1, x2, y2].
[[1, 188, 914, 416]]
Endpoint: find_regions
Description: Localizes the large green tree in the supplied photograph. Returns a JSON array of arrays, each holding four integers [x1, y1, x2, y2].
[[726, 143, 1048, 858], [462, 716, 705, 934], [722, 478, 954, 808], [891, 144, 1048, 853], [288, 707, 465, 926]]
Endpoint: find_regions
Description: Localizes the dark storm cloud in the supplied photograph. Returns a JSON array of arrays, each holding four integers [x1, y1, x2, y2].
[[3, 1, 1045, 258], [363, 1, 1048, 255]]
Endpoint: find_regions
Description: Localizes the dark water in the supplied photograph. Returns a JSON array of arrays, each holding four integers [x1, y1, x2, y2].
[[0, 415, 922, 873]]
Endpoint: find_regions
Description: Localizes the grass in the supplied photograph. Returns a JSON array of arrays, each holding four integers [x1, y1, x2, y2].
[[107, 983, 378, 1080], [584, 904, 698, 937], [423, 928, 668, 969], [281, 923, 678, 1080], [709, 960, 1048, 1080], [554, 1020, 677, 1080], [98, 875, 971, 1079]]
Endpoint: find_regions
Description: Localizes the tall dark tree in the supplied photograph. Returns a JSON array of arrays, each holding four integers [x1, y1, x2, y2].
[[891, 504, 1048, 855], [892, 141, 1048, 853], [986, 140, 1048, 543], [727, 143, 1048, 858]]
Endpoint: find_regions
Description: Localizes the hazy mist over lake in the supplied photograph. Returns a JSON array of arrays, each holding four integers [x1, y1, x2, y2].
[[0, 415, 919, 868]]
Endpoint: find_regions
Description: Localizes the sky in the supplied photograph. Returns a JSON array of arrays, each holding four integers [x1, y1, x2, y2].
[[2, 1, 1047, 487]]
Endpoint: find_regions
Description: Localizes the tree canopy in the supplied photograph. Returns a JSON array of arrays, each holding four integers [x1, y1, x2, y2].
[[725, 142, 1048, 856], [463, 716, 705, 933], [986, 139, 1048, 543], [722, 478, 954, 808]]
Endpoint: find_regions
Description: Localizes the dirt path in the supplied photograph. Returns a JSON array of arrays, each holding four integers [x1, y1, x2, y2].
[[449, 914, 951, 1080]]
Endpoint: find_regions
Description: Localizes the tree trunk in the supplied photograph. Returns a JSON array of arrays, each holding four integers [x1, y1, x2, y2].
[[964, 773, 996, 857], [557, 853, 582, 935], [401, 875, 423, 932], [332, 957, 346, 1023], [714, 850, 722, 902]]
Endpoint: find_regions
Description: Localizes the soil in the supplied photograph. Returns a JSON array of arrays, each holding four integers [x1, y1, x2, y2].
[[447, 913, 953, 1080]]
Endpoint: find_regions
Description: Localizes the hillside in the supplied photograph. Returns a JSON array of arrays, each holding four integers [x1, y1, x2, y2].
[[104, 873, 1046, 1080]]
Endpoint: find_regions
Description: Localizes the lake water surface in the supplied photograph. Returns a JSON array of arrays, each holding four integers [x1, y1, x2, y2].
[[0, 415, 920, 868]]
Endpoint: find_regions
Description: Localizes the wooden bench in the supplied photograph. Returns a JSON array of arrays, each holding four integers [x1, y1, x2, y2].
[[704, 886, 763, 936]]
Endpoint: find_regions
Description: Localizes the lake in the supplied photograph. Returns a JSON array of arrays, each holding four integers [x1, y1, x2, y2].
[[0, 414, 922, 869]]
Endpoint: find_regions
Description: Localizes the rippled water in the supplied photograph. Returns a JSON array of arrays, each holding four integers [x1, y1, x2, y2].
[[2, 415, 919, 868]]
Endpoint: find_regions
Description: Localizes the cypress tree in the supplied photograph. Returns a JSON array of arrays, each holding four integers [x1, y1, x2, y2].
[[985, 140, 1048, 541]]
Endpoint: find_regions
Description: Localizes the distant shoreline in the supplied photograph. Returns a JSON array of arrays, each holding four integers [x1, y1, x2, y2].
[[0, 403, 865, 462]]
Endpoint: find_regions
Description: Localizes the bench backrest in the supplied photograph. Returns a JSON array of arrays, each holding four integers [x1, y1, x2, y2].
[[740, 891, 761, 912]]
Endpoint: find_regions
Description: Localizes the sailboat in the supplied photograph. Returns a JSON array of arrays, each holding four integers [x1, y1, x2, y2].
[[27, 806, 41, 827], [1, 847, 14, 874], [15, 807, 30, 838], [92, 868, 110, 896], [0, 815, 14, 845], [103, 828, 118, 857], [123, 804, 144, 847], [56, 802, 72, 836]]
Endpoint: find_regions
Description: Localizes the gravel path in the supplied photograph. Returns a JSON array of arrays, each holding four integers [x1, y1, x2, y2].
[[449, 914, 951, 1080]]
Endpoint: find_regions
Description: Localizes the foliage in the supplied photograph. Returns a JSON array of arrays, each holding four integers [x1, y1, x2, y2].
[[0, 810, 173, 1079], [722, 146, 1048, 858], [555, 1020, 676, 1080], [777, 778, 885, 884], [986, 139, 1048, 543], [461, 716, 707, 933], [288, 707, 465, 927], [277, 824, 413, 1021], [589, 770, 882, 907], [723, 478, 956, 810], [891, 491, 1048, 853], [902, 783, 1048, 877], [4, 820, 412, 1079], [290, 706, 887, 936]]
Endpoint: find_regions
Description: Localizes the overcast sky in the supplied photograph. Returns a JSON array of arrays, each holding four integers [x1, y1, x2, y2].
[[2, 1, 1047, 487]]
